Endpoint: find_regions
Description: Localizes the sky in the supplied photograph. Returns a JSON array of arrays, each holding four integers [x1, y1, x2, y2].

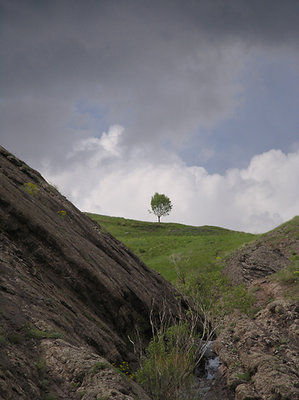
[[0, 0, 299, 233]]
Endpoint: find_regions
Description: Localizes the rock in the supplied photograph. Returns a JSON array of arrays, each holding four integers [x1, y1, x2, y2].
[[0, 146, 181, 399], [41, 339, 151, 400], [214, 299, 299, 400], [224, 244, 290, 285], [235, 383, 259, 400]]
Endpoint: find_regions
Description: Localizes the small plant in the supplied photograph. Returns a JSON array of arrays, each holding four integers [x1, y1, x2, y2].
[[113, 361, 135, 379], [25, 323, 63, 340], [57, 210, 67, 217], [135, 322, 198, 400], [236, 371, 251, 382], [91, 361, 110, 375], [23, 181, 38, 196]]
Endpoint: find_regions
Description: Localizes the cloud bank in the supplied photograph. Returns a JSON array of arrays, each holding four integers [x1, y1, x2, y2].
[[1, 0, 298, 166], [1, 0, 298, 232], [44, 126, 299, 233]]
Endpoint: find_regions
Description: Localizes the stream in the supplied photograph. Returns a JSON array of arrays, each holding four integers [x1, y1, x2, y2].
[[198, 340, 221, 397], [186, 340, 221, 399]]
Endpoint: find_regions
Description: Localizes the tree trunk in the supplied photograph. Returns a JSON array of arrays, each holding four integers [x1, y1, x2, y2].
[[158, 216, 161, 223]]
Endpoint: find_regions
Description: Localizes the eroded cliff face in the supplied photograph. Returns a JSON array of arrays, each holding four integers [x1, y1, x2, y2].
[[0, 146, 180, 399], [213, 219, 299, 400]]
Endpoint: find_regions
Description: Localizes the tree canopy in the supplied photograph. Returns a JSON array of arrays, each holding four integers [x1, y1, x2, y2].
[[150, 192, 173, 223]]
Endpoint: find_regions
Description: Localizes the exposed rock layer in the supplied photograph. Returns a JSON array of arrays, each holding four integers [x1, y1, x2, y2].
[[0, 146, 180, 399], [224, 218, 299, 286]]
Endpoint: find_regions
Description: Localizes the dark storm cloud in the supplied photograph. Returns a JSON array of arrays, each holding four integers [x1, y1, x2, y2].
[[0, 0, 298, 167]]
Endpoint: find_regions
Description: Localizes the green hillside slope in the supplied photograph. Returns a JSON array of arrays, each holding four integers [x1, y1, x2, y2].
[[86, 213, 258, 281]]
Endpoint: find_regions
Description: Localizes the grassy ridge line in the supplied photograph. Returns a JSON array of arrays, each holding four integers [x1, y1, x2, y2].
[[86, 213, 258, 281]]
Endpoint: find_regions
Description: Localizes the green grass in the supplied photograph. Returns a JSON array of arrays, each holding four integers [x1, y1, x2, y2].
[[86, 213, 258, 282], [260, 216, 299, 251], [87, 213, 298, 316]]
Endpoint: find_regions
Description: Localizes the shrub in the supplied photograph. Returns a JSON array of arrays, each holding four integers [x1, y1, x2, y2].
[[23, 182, 38, 196], [135, 323, 197, 400], [176, 267, 256, 320]]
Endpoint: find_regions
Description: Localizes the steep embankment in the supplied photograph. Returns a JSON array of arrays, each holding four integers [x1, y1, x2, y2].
[[0, 146, 180, 400], [213, 218, 299, 400]]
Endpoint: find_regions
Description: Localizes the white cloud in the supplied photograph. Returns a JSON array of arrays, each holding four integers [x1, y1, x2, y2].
[[43, 126, 299, 233], [68, 125, 124, 167]]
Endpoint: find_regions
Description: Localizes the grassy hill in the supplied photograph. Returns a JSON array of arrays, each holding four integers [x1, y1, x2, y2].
[[86, 213, 258, 281]]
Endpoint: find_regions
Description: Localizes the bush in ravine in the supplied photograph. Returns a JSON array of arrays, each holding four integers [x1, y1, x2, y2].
[[135, 257, 257, 399], [135, 323, 197, 400]]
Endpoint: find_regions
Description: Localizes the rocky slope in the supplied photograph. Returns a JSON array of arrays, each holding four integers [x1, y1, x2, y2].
[[224, 218, 299, 285], [213, 218, 299, 400], [0, 146, 181, 399]]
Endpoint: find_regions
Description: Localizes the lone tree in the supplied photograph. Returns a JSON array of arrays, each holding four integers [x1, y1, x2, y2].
[[149, 192, 173, 223]]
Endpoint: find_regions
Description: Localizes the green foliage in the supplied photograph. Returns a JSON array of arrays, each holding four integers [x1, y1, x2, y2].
[[135, 323, 197, 400], [177, 266, 256, 320], [23, 181, 38, 196], [149, 192, 173, 223], [88, 213, 298, 398]]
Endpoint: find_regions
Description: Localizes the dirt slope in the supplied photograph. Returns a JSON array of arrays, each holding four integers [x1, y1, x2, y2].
[[0, 146, 180, 399]]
